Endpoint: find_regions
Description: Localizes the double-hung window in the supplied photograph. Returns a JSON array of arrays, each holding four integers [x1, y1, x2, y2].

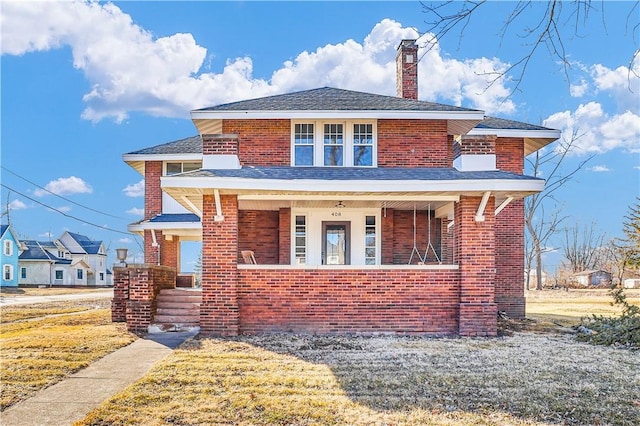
[[292, 120, 376, 167]]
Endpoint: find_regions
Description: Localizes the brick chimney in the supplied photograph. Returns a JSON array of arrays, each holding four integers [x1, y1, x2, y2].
[[396, 39, 418, 100]]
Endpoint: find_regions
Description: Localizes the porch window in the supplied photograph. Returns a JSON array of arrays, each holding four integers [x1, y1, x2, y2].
[[294, 124, 314, 166], [323, 124, 344, 166], [365, 215, 376, 265], [295, 215, 307, 265], [292, 120, 376, 167]]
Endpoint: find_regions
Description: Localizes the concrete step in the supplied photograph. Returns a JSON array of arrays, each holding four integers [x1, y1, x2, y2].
[[153, 314, 200, 324], [159, 288, 202, 296], [155, 301, 201, 310], [156, 307, 200, 316], [156, 295, 202, 304]]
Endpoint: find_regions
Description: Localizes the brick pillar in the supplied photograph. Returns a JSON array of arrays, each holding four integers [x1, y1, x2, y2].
[[200, 194, 239, 335], [144, 161, 163, 264], [440, 219, 454, 264], [455, 195, 497, 336], [160, 234, 179, 270], [123, 265, 176, 335], [111, 267, 128, 322], [381, 208, 394, 264], [495, 199, 525, 318], [279, 208, 291, 264]]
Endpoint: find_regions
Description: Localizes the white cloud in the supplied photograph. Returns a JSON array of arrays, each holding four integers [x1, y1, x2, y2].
[[34, 176, 92, 196], [126, 207, 144, 216], [39, 232, 54, 239], [122, 180, 145, 197], [57, 206, 72, 213], [1, 4, 516, 121], [570, 79, 589, 97], [8, 199, 27, 210], [543, 102, 640, 155], [589, 165, 610, 172], [118, 237, 133, 244]]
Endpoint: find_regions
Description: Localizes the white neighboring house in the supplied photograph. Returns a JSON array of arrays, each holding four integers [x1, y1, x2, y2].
[[18, 233, 108, 286], [57, 232, 108, 286]]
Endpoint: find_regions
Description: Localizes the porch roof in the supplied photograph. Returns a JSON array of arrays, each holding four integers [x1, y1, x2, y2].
[[161, 166, 544, 217], [128, 213, 202, 239]]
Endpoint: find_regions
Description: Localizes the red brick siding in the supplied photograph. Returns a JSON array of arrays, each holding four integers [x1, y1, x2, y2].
[[202, 134, 238, 155], [454, 135, 496, 159], [390, 210, 442, 265], [200, 194, 239, 335], [455, 196, 497, 336], [378, 120, 450, 167], [238, 268, 460, 334], [279, 208, 291, 264], [440, 219, 454, 264], [143, 230, 159, 265], [496, 137, 524, 173], [238, 210, 279, 265], [222, 119, 290, 166], [495, 199, 525, 318]]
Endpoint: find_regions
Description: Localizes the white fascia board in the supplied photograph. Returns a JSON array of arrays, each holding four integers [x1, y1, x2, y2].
[[162, 175, 545, 194], [123, 153, 203, 163], [468, 127, 561, 140], [190, 109, 485, 121]]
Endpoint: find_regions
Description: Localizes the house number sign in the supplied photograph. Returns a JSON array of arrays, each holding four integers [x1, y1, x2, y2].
[[331, 211, 342, 217]]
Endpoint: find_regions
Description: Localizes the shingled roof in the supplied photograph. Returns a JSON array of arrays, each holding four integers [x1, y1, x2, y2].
[[194, 87, 481, 113]]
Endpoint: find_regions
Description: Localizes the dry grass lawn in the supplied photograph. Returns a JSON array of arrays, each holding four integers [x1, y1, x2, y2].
[[79, 290, 640, 426], [0, 300, 136, 410]]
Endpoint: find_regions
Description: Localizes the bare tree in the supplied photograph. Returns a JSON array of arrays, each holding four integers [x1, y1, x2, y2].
[[562, 222, 606, 274], [525, 133, 593, 290], [420, 1, 639, 95]]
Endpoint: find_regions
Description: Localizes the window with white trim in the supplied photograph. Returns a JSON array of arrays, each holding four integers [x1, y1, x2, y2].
[[77, 269, 83, 280], [294, 215, 307, 265], [4, 265, 13, 281], [3, 240, 12, 256], [365, 216, 376, 265], [21, 267, 26, 279], [292, 120, 376, 167], [55, 270, 64, 280]]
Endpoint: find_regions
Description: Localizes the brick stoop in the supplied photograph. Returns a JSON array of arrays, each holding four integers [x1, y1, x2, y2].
[[150, 288, 202, 333]]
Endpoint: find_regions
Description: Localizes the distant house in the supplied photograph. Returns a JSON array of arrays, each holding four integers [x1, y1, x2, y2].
[[19, 240, 71, 285], [57, 232, 108, 286], [18, 233, 108, 286], [1, 224, 22, 287], [572, 270, 612, 287]]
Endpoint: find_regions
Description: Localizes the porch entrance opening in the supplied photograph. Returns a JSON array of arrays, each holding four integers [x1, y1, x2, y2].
[[322, 221, 350, 265]]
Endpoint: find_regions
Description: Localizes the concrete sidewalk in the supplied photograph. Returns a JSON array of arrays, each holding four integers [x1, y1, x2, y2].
[[0, 290, 114, 306], [1, 331, 197, 426]]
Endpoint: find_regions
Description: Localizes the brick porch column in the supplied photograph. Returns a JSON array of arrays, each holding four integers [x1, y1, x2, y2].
[[495, 199, 526, 318], [279, 208, 291, 264], [200, 193, 239, 335], [455, 195, 497, 336]]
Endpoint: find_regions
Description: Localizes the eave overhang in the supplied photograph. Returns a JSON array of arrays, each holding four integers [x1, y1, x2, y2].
[[123, 153, 203, 175], [468, 127, 561, 156]]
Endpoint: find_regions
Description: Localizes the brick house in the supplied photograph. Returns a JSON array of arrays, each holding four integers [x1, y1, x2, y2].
[[117, 40, 560, 336]]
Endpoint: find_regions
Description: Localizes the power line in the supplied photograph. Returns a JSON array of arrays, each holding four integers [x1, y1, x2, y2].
[[1, 183, 135, 236], [1, 166, 127, 220]]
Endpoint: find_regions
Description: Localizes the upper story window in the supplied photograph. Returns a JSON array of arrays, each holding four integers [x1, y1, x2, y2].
[[292, 120, 376, 167], [165, 162, 202, 176], [3, 240, 12, 256]]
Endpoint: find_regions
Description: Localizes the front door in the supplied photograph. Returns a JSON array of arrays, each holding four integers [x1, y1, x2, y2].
[[322, 221, 350, 265]]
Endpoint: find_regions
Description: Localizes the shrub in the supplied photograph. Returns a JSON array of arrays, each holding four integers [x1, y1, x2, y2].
[[576, 286, 640, 350]]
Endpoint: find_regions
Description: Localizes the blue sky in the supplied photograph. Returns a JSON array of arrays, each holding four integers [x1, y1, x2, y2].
[[1, 1, 638, 273]]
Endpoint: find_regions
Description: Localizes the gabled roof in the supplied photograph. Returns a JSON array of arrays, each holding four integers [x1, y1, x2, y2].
[[195, 87, 481, 113], [126, 135, 202, 156], [19, 240, 66, 262], [65, 232, 104, 255], [1, 224, 19, 243]]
